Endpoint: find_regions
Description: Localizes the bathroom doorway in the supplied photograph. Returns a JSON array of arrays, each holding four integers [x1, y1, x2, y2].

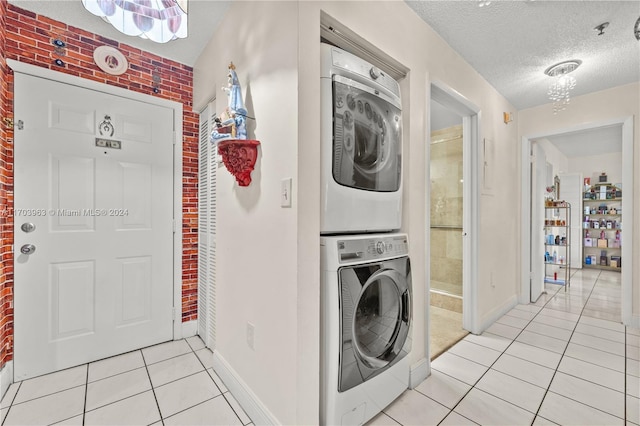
[[428, 98, 467, 358], [427, 82, 481, 362]]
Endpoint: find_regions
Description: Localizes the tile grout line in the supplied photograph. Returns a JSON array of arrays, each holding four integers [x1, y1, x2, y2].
[[624, 325, 627, 425], [82, 364, 89, 426], [1, 381, 22, 426], [529, 271, 599, 423], [188, 336, 250, 425], [140, 350, 166, 426], [433, 283, 567, 425], [530, 270, 626, 424]]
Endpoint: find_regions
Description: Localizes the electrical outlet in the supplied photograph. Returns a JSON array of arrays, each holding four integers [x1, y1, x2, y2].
[[281, 178, 292, 207], [246, 322, 255, 350]]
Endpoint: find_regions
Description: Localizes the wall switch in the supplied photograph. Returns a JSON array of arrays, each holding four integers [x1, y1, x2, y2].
[[246, 322, 255, 350], [281, 178, 292, 207]]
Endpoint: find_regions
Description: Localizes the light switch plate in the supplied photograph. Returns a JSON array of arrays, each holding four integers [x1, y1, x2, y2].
[[281, 178, 292, 207]]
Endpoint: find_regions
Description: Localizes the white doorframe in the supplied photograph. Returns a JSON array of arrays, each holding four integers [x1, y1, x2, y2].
[[428, 82, 481, 347], [7, 59, 186, 339], [520, 116, 634, 325]]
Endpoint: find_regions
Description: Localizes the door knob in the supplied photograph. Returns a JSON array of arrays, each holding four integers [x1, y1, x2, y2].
[[20, 244, 36, 255]]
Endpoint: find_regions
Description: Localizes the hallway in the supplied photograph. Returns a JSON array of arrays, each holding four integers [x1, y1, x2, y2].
[[370, 269, 638, 425]]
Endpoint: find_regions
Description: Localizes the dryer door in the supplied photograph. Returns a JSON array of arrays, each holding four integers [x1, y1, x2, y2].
[[332, 76, 402, 192], [338, 259, 411, 392]]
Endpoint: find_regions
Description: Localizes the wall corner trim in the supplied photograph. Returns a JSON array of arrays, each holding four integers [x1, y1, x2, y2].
[[0, 361, 14, 401], [212, 352, 280, 425], [409, 357, 429, 389]]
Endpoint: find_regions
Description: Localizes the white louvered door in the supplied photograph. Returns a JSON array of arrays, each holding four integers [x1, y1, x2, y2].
[[198, 103, 217, 349]]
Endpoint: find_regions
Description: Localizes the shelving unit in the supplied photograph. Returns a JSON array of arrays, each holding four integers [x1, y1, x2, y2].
[[544, 201, 571, 290], [582, 183, 622, 271]]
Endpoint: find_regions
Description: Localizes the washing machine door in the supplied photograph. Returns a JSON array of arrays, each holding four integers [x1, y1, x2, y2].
[[332, 76, 402, 192], [338, 258, 411, 392]]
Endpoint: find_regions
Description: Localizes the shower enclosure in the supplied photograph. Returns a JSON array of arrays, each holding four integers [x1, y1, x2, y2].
[[430, 124, 463, 298]]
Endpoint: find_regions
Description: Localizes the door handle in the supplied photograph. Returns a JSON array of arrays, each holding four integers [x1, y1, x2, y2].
[[402, 290, 410, 323], [20, 244, 36, 255]]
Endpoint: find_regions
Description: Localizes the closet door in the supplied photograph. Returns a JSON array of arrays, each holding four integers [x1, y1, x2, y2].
[[198, 103, 217, 349]]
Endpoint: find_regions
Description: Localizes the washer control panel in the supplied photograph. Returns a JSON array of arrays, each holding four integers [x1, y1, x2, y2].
[[337, 234, 408, 263]]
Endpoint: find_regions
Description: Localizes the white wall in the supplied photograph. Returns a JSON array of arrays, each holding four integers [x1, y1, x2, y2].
[[193, 2, 301, 424], [535, 138, 568, 181], [195, 1, 523, 423], [569, 152, 623, 186], [519, 82, 639, 322]]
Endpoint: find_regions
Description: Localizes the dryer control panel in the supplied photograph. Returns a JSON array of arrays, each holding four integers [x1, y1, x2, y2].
[[337, 234, 408, 263]]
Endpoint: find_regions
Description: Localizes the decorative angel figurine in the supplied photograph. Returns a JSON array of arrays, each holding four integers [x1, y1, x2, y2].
[[212, 62, 248, 142]]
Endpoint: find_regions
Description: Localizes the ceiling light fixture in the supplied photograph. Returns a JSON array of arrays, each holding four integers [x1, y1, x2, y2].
[[82, 0, 188, 44], [635, 16, 640, 40], [544, 60, 581, 114], [477, 1, 491, 7]]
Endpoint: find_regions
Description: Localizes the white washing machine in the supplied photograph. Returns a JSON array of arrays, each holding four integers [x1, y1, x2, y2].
[[321, 234, 412, 425], [321, 44, 403, 234]]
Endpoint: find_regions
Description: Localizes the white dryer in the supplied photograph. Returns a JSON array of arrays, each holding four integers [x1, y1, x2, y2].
[[321, 234, 412, 425], [321, 44, 403, 234]]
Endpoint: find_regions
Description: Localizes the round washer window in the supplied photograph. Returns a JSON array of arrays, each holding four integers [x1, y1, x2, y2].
[[353, 275, 401, 359]]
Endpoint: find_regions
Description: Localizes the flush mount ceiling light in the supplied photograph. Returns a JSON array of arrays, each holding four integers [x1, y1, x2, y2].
[[477, 0, 491, 7], [544, 59, 581, 114], [82, 0, 188, 44]]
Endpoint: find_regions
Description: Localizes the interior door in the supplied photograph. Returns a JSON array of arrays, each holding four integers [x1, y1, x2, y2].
[[530, 142, 546, 302], [13, 73, 174, 380]]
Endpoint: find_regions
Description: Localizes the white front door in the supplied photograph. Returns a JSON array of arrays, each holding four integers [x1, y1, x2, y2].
[[13, 73, 174, 380]]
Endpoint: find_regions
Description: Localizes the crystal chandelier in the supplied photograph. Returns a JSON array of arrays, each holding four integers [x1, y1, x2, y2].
[[544, 60, 581, 114], [82, 0, 188, 44]]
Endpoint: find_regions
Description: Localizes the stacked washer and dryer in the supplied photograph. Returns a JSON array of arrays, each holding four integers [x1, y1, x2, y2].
[[320, 44, 412, 426]]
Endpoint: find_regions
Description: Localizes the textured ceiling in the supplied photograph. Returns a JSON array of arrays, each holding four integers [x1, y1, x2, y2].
[[406, 0, 640, 111], [8, 0, 231, 66]]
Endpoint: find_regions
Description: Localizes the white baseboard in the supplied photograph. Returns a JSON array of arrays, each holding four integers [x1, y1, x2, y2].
[[212, 352, 279, 425], [178, 320, 197, 340], [478, 295, 518, 334], [1, 361, 13, 400], [409, 357, 429, 389]]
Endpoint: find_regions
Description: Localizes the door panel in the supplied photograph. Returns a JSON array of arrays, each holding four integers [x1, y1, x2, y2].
[[14, 73, 174, 380], [51, 155, 96, 230], [49, 261, 96, 340]]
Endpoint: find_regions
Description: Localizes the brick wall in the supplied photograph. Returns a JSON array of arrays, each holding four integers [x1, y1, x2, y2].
[[0, 4, 199, 369], [1, 0, 14, 370]]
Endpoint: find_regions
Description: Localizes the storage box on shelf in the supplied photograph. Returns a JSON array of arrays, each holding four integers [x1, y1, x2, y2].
[[582, 183, 622, 271], [544, 201, 571, 290]]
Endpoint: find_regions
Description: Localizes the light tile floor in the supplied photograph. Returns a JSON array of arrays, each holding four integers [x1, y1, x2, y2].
[[1, 269, 638, 425], [1, 336, 253, 426], [368, 268, 640, 425]]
